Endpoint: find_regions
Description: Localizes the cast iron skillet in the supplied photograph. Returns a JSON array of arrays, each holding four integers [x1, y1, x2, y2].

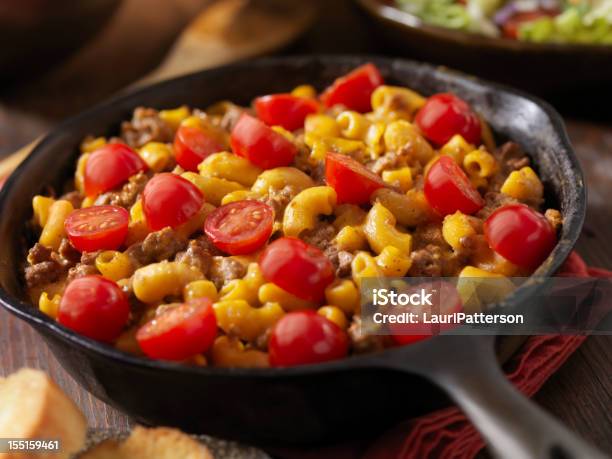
[[0, 56, 603, 458], [354, 0, 612, 94]]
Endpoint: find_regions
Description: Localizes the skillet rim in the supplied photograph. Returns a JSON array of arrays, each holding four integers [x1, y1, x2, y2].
[[0, 55, 586, 378]]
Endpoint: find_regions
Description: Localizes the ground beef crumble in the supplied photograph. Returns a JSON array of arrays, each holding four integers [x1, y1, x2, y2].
[[25, 239, 82, 288], [126, 227, 187, 267], [301, 222, 354, 277], [208, 257, 247, 290], [95, 172, 149, 209], [175, 236, 220, 274], [120, 107, 174, 148]]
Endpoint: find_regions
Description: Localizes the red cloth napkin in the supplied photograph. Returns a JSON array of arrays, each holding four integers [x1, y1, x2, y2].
[[275, 252, 611, 459]]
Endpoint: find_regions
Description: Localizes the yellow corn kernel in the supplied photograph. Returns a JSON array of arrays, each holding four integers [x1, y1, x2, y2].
[[138, 142, 173, 172], [158, 106, 190, 130], [220, 263, 265, 305], [324, 279, 360, 315], [271, 125, 295, 142], [213, 300, 284, 342], [221, 189, 257, 205], [463, 149, 498, 178], [291, 84, 317, 99], [80, 137, 106, 153], [318, 306, 348, 329], [383, 120, 434, 165], [199, 152, 262, 187], [75, 153, 90, 193], [442, 211, 476, 251], [351, 251, 384, 287], [375, 246, 411, 277], [258, 282, 316, 312], [81, 196, 95, 208], [32, 195, 55, 227], [336, 111, 371, 140], [211, 336, 269, 368], [382, 167, 413, 192], [365, 121, 387, 159], [184, 280, 218, 302], [130, 199, 145, 223], [304, 114, 340, 138], [439, 134, 474, 165], [371, 85, 426, 118], [180, 115, 203, 129], [181, 172, 244, 206], [335, 226, 367, 252], [500, 166, 544, 202], [39, 200, 73, 250], [39, 292, 61, 319], [95, 251, 133, 281]]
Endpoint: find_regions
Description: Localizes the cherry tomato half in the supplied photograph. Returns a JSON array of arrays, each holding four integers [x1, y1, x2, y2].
[[58, 275, 129, 343], [84, 143, 148, 197], [142, 173, 203, 231], [484, 204, 556, 269], [389, 281, 463, 346], [230, 113, 297, 169], [65, 205, 129, 252], [204, 200, 274, 255], [174, 124, 226, 171], [325, 152, 386, 204], [254, 94, 319, 131], [415, 93, 481, 146], [260, 237, 335, 303], [320, 63, 383, 113], [269, 310, 348, 367], [424, 155, 484, 216], [136, 298, 217, 361]]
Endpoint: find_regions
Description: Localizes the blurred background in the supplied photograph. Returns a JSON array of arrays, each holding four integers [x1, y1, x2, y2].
[[0, 0, 610, 451]]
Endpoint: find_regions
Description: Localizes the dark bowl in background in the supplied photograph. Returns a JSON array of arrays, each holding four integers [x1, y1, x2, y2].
[[354, 0, 612, 95], [0, 56, 586, 446], [0, 0, 122, 83]]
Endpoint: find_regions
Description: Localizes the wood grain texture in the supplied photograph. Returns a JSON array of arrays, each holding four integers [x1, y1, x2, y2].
[[0, 0, 610, 454]]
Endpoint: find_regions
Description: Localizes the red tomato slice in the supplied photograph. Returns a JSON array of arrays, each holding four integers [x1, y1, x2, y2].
[[204, 200, 274, 255], [389, 281, 463, 346], [136, 298, 217, 361], [260, 237, 335, 303], [484, 203, 556, 269], [230, 113, 297, 169], [320, 63, 383, 113], [84, 143, 148, 197], [415, 93, 481, 146], [269, 310, 348, 367], [424, 155, 484, 216], [254, 94, 319, 131], [65, 205, 129, 252], [59, 275, 129, 343], [174, 124, 226, 171], [142, 173, 203, 231], [325, 152, 386, 204]]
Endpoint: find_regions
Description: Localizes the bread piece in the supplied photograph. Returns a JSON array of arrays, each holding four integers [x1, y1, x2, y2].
[[81, 426, 213, 459], [0, 368, 87, 459]]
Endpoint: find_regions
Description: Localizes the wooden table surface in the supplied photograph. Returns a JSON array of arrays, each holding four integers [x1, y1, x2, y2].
[[0, 0, 610, 455]]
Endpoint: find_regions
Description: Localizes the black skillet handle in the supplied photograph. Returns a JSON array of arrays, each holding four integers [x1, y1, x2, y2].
[[383, 335, 608, 459]]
